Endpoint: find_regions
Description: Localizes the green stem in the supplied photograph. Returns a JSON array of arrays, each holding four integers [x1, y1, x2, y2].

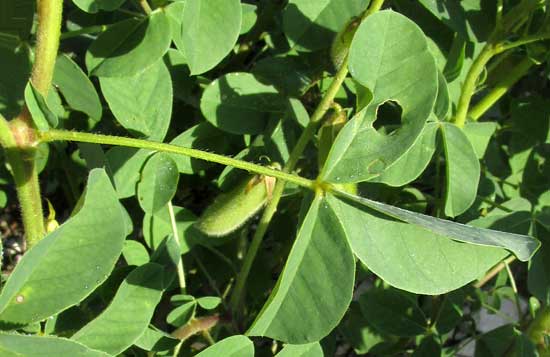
[[527, 306, 550, 352], [453, 43, 497, 128], [37, 130, 315, 190], [469, 57, 534, 121], [0, 117, 45, 247], [228, 53, 353, 315], [32, 0, 63, 95], [168, 201, 186, 293]]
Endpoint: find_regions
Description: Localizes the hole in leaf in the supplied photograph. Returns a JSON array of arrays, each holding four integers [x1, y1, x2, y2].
[[373, 100, 403, 136]]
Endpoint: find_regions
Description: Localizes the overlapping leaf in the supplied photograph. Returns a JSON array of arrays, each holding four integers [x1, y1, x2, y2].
[[86, 10, 171, 77], [196, 335, 254, 357], [327, 193, 508, 294], [0, 333, 109, 356], [100, 60, 172, 141], [72, 263, 164, 355], [248, 195, 355, 343], [0, 169, 127, 326], [53, 54, 102, 121], [282, 0, 369, 52], [201, 72, 289, 135], [440, 122, 480, 217], [321, 11, 438, 183]]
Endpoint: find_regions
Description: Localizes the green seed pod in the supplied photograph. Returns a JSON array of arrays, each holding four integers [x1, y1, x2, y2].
[[195, 175, 274, 237], [331, 16, 361, 70]]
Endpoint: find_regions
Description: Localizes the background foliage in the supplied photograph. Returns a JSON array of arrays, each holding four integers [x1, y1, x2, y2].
[[0, 0, 549, 355]]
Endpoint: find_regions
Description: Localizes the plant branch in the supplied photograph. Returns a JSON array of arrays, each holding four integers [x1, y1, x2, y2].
[[228, 0, 386, 318], [474, 255, 516, 288], [0, 116, 45, 247], [60, 25, 108, 40], [37, 130, 315, 190], [32, 0, 63, 96], [453, 43, 497, 128], [469, 57, 534, 120]]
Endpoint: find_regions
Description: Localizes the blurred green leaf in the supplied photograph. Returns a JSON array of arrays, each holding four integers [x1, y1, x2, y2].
[[0, 333, 109, 356], [72, 263, 164, 355]]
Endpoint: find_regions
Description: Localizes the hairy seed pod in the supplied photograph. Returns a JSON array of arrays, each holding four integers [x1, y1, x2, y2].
[[331, 16, 361, 70], [195, 174, 276, 237]]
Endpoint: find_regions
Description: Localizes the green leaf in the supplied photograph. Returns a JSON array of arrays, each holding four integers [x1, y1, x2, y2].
[[0, 169, 127, 326], [134, 326, 179, 353], [180, 0, 242, 75], [100, 59, 172, 141], [122, 240, 150, 266], [200, 72, 289, 135], [371, 122, 438, 187], [275, 342, 324, 356], [0, 333, 109, 357], [248, 194, 355, 343], [24, 83, 59, 130], [196, 296, 221, 310], [196, 335, 254, 357], [434, 70, 450, 120], [359, 287, 427, 337], [325, 192, 539, 294], [137, 153, 179, 215], [463, 122, 497, 159], [53, 54, 102, 121], [72, 263, 164, 355], [440, 122, 480, 217], [86, 10, 171, 77], [106, 148, 152, 199], [167, 301, 196, 327], [71, 0, 125, 13], [282, 0, 369, 52], [330, 191, 540, 262], [321, 11, 438, 183]]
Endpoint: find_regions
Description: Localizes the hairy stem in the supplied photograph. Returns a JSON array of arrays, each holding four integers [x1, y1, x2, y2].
[[228, 0, 386, 317], [453, 44, 496, 128], [3, 0, 63, 247], [469, 57, 534, 120], [0, 117, 45, 247], [38, 130, 315, 189], [32, 0, 63, 95]]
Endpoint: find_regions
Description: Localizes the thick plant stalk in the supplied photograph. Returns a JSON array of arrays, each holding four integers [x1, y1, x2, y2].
[[1, 0, 63, 247]]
